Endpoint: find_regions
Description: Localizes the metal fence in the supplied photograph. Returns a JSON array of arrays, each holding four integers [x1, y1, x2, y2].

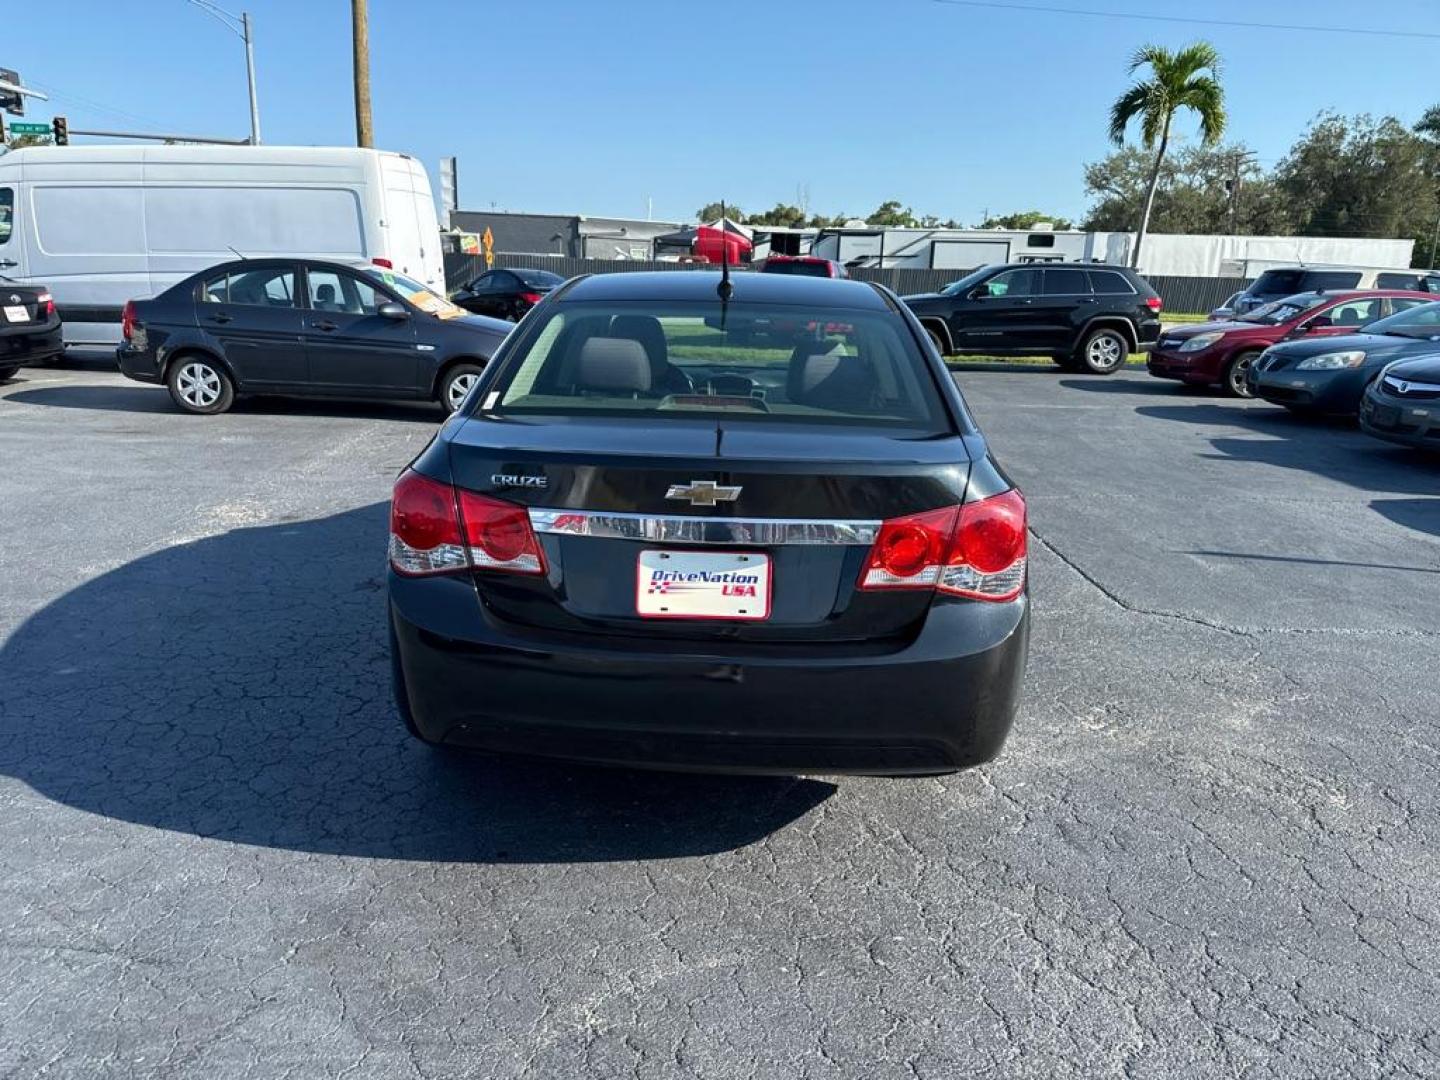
[[443, 253, 1250, 315]]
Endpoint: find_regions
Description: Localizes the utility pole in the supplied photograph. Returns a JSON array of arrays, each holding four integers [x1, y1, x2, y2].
[[352, 0, 373, 148], [184, 2, 261, 144], [1225, 149, 1257, 235]]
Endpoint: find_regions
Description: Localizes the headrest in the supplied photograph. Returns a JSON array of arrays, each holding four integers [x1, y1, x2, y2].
[[576, 336, 652, 394], [788, 345, 877, 412], [316, 284, 336, 300]]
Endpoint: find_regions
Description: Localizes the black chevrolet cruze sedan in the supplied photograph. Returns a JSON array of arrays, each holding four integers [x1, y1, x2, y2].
[[117, 258, 513, 414], [1359, 354, 1440, 450], [388, 271, 1031, 775]]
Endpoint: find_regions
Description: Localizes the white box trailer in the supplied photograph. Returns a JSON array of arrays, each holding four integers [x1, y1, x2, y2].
[[0, 145, 444, 345]]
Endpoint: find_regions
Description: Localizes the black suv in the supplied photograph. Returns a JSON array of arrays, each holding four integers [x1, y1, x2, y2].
[[903, 263, 1163, 374]]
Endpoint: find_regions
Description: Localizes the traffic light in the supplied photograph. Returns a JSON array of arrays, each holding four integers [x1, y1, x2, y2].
[[52, 116, 67, 146], [0, 69, 22, 116]]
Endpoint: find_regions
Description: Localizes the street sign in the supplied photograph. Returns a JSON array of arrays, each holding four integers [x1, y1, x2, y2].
[[8, 122, 50, 135]]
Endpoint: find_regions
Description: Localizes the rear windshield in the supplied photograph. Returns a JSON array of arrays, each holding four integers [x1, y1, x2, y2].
[[514, 268, 564, 287], [762, 260, 831, 277], [483, 301, 952, 433], [1253, 268, 1362, 295], [1238, 293, 1329, 325]]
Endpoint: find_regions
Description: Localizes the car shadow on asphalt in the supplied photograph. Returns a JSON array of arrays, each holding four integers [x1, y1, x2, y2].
[[0, 504, 835, 863], [1134, 403, 1440, 496], [4, 384, 445, 423], [1370, 497, 1440, 539], [1056, 376, 1213, 397]]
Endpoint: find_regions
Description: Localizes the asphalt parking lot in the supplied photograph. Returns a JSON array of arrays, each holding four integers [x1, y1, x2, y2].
[[2, 361, 1438, 1079]]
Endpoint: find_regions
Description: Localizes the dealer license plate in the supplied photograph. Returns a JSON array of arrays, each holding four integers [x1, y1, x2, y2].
[[636, 549, 772, 620], [2, 305, 29, 323]]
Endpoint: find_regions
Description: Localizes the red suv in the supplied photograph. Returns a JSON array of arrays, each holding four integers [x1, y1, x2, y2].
[[760, 255, 848, 279], [1148, 289, 1434, 397]]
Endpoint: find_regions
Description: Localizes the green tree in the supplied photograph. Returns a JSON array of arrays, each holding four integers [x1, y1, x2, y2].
[[695, 201, 744, 224], [865, 200, 919, 227], [979, 210, 1074, 231], [1082, 143, 1285, 235], [746, 202, 808, 227], [1108, 42, 1226, 268], [1275, 112, 1438, 264]]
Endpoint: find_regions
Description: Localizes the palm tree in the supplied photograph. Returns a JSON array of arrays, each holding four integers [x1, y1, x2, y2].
[[1109, 42, 1226, 270]]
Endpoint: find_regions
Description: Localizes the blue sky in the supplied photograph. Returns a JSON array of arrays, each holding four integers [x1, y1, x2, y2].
[[11, 0, 1439, 224]]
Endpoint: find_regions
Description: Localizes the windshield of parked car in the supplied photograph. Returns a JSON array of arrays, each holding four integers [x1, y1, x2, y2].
[[763, 260, 831, 277], [1237, 294, 1328, 325], [361, 266, 468, 320], [513, 269, 565, 288], [1362, 302, 1440, 338], [484, 301, 952, 433], [938, 268, 996, 296]]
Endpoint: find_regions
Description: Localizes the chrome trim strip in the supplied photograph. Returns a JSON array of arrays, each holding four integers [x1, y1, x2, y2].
[[528, 508, 882, 546]]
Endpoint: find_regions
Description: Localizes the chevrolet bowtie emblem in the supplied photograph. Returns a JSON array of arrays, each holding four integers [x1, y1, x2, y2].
[[666, 480, 742, 506]]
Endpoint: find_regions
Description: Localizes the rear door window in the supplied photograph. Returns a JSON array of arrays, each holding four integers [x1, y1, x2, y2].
[[1041, 268, 1090, 295], [201, 267, 297, 308], [1088, 270, 1135, 295], [489, 302, 953, 433]]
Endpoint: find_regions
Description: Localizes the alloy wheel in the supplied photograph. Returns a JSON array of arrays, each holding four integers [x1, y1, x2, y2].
[[1086, 333, 1125, 372]]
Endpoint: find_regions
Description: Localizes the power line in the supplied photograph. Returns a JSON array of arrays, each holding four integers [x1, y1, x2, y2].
[[929, 0, 1440, 41]]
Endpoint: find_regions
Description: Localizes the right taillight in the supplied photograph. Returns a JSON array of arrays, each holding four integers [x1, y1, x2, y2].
[[121, 300, 136, 340], [858, 489, 1027, 602], [389, 470, 545, 577]]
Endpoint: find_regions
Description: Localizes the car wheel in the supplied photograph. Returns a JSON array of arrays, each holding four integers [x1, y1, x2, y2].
[[1223, 351, 1260, 398], [1077, 327, 1129, 374], [925, 327, 947, 356], [0, 365, 18, 382], [166, 356, 235, 414], [440, 362, 485, 413]]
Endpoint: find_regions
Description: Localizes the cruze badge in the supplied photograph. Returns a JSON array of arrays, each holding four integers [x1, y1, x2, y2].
[[666, 480, 742, 506], [491, 473, 547, 489]]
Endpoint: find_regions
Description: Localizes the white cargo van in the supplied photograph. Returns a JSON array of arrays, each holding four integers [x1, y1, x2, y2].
[[0, 145, 444, 346]]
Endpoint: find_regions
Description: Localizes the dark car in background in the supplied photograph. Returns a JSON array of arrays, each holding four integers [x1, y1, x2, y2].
[[388, 270, 1030, 775], [1148, 290, 1432, 397], [117, 258, 512, 415], [451, 267, 565, 321], [760, 255, 849, 279], [1231, 266, 1440, 315], [1359, 354, 1440, 450], [1248, 299, 1440, 414], [902, 263, 1162, 374], [0, 278, 63, 380]]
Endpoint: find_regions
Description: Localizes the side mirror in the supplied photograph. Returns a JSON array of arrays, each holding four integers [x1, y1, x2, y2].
[[969, 285, 993, 300], [378, 301, 409, 320], [1303, 316, 1333, 332]]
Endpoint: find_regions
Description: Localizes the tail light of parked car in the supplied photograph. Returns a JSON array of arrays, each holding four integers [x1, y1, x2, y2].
[[36, 292, 55, 317], [372, 257, 394, 269], [519, 292, 543, 305], [1145, 296, 1163, 314], [858, 489, 1027, 602], [121, 300, 136, 341], [389, 470, 546, 577]]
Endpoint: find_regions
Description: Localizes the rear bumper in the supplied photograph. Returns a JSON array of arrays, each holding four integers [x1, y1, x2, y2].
[[0, 320, 63, 366], [116, 343, 163, 383], [389, 573, 1029, 775]]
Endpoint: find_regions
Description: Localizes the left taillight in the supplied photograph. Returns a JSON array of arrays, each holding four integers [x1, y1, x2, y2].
[[121, 300, 136, 340], [389, 470, 545, 577], [1145, 296, 1163, 314], [858, 489, 1027, 602]]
